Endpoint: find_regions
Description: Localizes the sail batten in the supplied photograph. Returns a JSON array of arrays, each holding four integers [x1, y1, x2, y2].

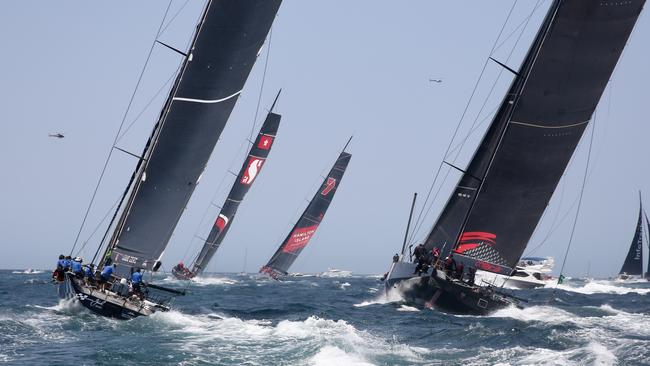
[[261, 152, 352, 276], [424, 0, 646, 275], [106, 0, 282, 275]]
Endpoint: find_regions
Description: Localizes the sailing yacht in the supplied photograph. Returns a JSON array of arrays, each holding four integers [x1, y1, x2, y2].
[[618, 193, 649, 280], [55, 0, 282, 319], [385, 0, 645, 314], [260, 148, 352, 279]]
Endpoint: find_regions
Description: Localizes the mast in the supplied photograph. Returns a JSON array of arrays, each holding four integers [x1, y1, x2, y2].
[[401, 193, 418, 256], [189, 96, 281, 276], [424, 0, 646, 275], [619, 192, 644, 275], [261, 148, 352, 276], [101, 0, 282, 276]]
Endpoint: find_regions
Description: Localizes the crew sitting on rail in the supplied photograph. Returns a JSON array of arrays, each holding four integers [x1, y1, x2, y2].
[[63, 255, 72, 271], [52, 254, 66, 282], [444, 254, 456, 278], [71, 257, 84, 278]]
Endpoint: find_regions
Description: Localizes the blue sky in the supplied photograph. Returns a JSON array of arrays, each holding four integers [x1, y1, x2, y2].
[[1, 1, 648, 277]]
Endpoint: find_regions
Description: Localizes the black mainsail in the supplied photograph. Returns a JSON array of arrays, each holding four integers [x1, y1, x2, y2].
[[104, 0, 282, 275], [174, 98, 281, 279], [423, 0, 646, 275], [260, 151, 352, 278], [619, 194, 644, 276], [645, 210, 650, 279]]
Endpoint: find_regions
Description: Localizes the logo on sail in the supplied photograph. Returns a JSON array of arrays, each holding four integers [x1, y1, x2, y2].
[[215, 214, 229, 231], [282, 225, 318, 253], [320, 177, 336, 196], [241, 157, 265, 185], [455, 232, 496, 253], [258, 135, 274, 150]]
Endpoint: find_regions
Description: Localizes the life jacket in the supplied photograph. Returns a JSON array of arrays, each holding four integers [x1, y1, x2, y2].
[[131, 272, 143, 284]]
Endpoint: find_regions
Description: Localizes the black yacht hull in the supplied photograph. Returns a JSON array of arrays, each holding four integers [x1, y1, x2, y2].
[[385, 262, 520, 315], [57, 273, 162, 320]]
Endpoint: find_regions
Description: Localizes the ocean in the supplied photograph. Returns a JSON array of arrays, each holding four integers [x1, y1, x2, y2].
[[1, 270, 649, 365]]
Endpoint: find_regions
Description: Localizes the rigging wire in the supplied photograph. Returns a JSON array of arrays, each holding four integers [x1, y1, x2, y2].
[[68, 0, 175, 256], [409, 0, 538, 245], [249, 27, 274, 140], [404, 0, 521, 247], [407, 0, 550, 246], [74, 193, 123, 258], [553, 112, 598, 293]]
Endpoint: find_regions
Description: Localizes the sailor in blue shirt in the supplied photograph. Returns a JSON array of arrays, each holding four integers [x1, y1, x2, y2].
[[99, 263, 115, 291], [131, 268, 144, 299], [63, 256, 72, 271], [71, 257, 83, 277], [56, 255, 65, 270]]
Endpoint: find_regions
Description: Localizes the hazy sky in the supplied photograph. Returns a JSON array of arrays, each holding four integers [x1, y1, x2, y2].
[[1, 1, 649, 278]]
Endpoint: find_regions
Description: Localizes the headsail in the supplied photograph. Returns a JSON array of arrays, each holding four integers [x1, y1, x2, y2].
[[189, 103, 281, 276], [106, 0, 282, 274], [424, 0, 645, 275], [620, 194, 644, 275], [260, 151, 352, 277]]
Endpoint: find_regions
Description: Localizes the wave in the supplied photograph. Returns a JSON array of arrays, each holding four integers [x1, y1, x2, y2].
[[12, 269, 44, 274], [149, 312, 428, 365], [546, 279, 650, 295], [353, 287, 404, 307]]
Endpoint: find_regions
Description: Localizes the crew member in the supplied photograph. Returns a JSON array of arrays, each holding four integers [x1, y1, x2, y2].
[[392, 253, 399, 263], [63, 255, 72, 271], [52, 254, 66, 282], [413, 244, 428, 274], [131, 268, 144, 300], [444, 254, 456, 278], [71, 257, 83, 277], [467, 267, 476, 286], [431, 247, 441, 268], [83, 264, 95, 285], [455, 260, 464, 280], [99, 263, 116, 291]]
